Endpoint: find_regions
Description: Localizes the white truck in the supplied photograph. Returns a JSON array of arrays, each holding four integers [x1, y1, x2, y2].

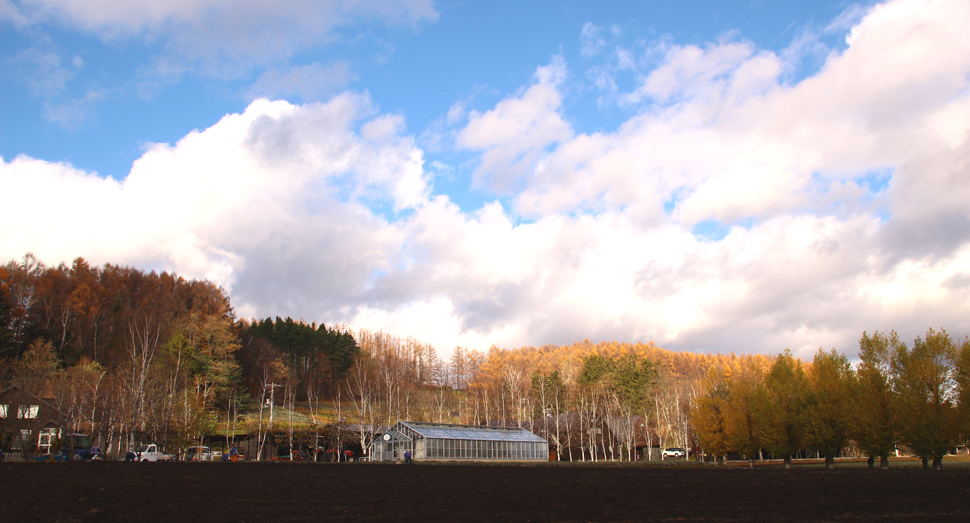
[[134, 444, 172, 462]]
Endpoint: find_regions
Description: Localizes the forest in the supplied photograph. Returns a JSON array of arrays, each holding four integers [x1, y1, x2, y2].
[[2, 253, 969, 468], [0, 254, 356, 457], [693, 330, 970, 470]]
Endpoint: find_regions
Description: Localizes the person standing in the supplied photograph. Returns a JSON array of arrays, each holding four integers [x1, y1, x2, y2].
[[227, 444, 240, 462], [404, 450, 412, 464]]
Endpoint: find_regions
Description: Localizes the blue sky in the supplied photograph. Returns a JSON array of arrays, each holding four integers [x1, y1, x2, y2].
[[2, 1, 852, 192], [3, 0, 970, 359]]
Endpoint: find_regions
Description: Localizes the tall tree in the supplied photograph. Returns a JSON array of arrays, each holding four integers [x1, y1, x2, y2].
[[14, 338, 59, 396], [954, 336, 970, 440], [450, 347, 476, 391], [344, 352, 378, 458], [891, 328, 959, 470], [757, 350, 806, 469], [692, 366, 731, 464], [531, 369, 567, 460], [0, 286, 13, 359], [851, 330, 899, 469], [724, 359, 764, 468], [577, 353, 656, 460], [2, 253, 43, 358], [803, 348, 854, 469]]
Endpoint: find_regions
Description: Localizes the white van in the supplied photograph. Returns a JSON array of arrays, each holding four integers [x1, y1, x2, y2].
[[135, 444, 172, 462]]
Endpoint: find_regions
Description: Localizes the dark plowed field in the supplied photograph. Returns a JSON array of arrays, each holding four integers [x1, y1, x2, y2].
[[2, 461, 969, 522]]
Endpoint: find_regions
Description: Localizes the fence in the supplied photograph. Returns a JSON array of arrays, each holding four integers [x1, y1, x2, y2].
[[1, 451, 125, 462]]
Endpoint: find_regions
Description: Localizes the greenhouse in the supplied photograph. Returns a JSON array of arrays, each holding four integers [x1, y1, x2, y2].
[[371, 421, 549, 462]]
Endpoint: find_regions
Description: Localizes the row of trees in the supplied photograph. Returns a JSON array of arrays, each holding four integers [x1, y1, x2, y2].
[[693, 329, 970, 469], [0, 254, 359, 456], [339, 330, 970, 466], [458, 341, 771, 462], [1, 254, 232, 364], [6, 253, 969, 467], [1, 252, 738, 461], [340, 335, 771, 461], [0, 254, 245, 453]]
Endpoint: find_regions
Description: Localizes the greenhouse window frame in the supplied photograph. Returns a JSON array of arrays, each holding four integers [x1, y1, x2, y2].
[[371, 421, 549, 462]]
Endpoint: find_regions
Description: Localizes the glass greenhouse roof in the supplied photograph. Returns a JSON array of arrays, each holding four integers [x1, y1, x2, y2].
[[397, 421, 546, 443]]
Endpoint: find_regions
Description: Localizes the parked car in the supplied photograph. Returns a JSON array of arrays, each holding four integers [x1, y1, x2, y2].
[[60, 433, 93, 460], [185, 446, 213, 461], [134, 444, 172, 462], [662, 447, 686, 459], [75, 445, 105, 461], [31, 453, 70, 462], [271, 449, 309, 462]]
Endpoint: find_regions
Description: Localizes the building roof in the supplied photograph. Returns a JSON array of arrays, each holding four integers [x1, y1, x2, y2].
[[395, 421, 547, 443], [0, 385, 70, 422]]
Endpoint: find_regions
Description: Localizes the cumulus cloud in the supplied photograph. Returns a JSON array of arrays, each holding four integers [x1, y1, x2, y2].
[[624, 41, 757, 104], [458, 56, 573, 193], [4, 0, 970, 360], [464, 0, 970, 356], [1, 93, 423, 312]]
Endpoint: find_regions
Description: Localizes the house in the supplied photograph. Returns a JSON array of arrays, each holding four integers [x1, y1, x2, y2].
[[605, 415, 658, 459], [0, 385, 69, 454]]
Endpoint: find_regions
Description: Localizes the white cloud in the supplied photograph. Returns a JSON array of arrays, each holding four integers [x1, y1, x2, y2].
[[445, 102, 465, 125], [1, 93, 424, 313], [580, 22, 606, 57], [826, 2, 873, 34], [3, 0, 438, 73], [5, 0, 970, 361], [247, 61, 358, 102], [462, 0, 970, 355], [9, 47, 76, 96], [458, 56, 573, 193], [42, 89, 103, 127], [519, 0, 970, 226], [626, 41, 755, 104]]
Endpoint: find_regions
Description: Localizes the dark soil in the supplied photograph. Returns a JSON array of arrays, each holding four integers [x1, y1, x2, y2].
[[2, 461, 969, 522]]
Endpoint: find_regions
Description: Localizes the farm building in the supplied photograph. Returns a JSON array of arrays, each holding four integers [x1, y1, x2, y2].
[[371, 421, 549, 462], [0, 385, 68, 454]]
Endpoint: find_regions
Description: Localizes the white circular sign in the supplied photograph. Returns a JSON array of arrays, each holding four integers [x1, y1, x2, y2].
[[383, 434, 391, 441]]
